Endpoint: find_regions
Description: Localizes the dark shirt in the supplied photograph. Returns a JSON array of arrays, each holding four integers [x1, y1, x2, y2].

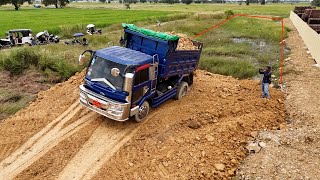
[[259, 69, 271, 84]]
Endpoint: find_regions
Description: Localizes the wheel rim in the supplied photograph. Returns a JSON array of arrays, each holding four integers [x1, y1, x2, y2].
[[138, 104, 148, 119], [181, 86, 187, 97]]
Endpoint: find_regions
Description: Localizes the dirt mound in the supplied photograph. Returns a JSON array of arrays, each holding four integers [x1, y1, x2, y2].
[[167, 32, 198, 50], [0, 69, 285, 179]]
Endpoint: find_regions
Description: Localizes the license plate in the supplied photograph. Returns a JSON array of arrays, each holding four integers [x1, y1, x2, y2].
[[93, 100, 102, 108]]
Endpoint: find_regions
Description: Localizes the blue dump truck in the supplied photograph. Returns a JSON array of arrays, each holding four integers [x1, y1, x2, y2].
[[79, 24, 203, 122]]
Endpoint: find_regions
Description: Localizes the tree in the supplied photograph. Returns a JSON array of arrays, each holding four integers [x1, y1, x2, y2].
[[312, 0, 320, 7], [0, 0, 31, 10], [260, 0, 265, 5], [182, 0, 192, 4], [246, 0, 249, 5], [161, 0, 175, 4], [43, 0, 69, 8]]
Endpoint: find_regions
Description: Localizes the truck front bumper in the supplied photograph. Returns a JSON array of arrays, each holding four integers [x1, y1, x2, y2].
[[79, 84, 131, 121]]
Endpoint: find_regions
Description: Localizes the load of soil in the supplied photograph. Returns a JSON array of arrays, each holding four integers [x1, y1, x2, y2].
[[0, 69, 285, 179], [167, 32, 199, 50]]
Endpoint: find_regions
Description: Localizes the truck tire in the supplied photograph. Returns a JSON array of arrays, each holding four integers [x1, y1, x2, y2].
[[175, 81, 188, 100], [135, 101, 150, 122]]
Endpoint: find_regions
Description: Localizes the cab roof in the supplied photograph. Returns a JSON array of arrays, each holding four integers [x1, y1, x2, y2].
[[95, 46, 153, 66], [8, 29, 32, 33]]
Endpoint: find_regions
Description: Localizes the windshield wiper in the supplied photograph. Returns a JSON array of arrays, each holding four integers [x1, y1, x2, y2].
[[91, 78, 116, 90]]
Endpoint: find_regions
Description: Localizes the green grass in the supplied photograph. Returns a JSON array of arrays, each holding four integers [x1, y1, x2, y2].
[[0, 89, 35, 119], [199, 55, 257, 79], [68, 2, 304, 17], [0, 8, 176, 37], [147, 15, 288, 79], [0, 47, 82, 81]]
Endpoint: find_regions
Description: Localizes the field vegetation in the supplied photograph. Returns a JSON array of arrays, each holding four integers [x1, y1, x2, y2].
[[68, 2, 300, 17], [0, 8, 178, 37]]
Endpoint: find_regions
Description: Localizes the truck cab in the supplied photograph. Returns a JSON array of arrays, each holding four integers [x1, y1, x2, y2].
[[80, 46, 157, 121], [79, 24, 203, 122]]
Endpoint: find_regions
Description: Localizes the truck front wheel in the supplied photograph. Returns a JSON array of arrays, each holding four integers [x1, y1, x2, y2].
[[135, 101, 150, 122], [175, 81, 188, 100]]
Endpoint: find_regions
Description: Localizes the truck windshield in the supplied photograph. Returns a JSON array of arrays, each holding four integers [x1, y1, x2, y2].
[[86, 56, 126, 90]]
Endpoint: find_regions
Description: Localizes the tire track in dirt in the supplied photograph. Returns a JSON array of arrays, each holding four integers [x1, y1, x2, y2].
[[0, 100, 95, 180], [58, 112, 159, 180], [0, 100, 79, 163]]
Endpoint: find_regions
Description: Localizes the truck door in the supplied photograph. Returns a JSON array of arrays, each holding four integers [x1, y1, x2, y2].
[[132, 68, 149, 105]]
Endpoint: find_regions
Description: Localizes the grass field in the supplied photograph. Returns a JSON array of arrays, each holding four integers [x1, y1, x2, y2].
[[0, 2, 302, 37], [0, 8, 176, 37], [68, 2, 300, 17]]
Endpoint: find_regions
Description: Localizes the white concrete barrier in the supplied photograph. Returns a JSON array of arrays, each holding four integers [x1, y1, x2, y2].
[[290, 11, 320, 64]]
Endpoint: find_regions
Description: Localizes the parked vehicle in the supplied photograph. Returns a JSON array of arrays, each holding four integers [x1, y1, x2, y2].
[[34, 4, 41, 8], [36, 30, 59, 44], [86, 24, 102, 35], [65, 33, 88, 46], [78, 24, 203, 122], [7, 29, 33, 46], [48, 34, 60, 43], [36, 31, 48, 44], [0, 38, 12, 49]]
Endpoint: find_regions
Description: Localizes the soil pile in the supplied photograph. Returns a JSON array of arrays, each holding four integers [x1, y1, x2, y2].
[[167, 32, 198, 50], [0, 70, 285, 179]]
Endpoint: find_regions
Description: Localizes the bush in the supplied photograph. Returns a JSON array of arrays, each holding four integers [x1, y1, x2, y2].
[[52, 59, 80, 80], [224, 10, 235, 19], [1, 48, 39, 75], [0, 47, 81, 81]]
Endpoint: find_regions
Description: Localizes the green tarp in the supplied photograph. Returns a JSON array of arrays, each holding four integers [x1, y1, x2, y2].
[[122, 23, 179, 41]]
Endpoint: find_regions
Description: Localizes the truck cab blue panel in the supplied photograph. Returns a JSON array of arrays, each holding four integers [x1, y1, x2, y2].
[[84, 77, 127, 103], [95, 46, 153, 66], [151, 88, 177, 108]]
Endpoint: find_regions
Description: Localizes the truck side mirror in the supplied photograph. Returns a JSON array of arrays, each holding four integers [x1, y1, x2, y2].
[[78, 54, 86, 65], [123, 73, 134, 93], [78, 50, 94, 65]]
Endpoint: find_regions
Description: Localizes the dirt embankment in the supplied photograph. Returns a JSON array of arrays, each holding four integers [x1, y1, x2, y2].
[[0, 69, 285, 179]]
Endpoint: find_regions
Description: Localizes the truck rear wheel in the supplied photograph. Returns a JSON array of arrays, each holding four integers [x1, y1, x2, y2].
[[175, 81, 188, 100], [135, 101, 150, 122]]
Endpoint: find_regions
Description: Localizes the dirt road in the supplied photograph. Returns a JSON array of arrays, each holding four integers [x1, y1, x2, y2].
[[0, 69, 285, 179], [237, 19, 320, 179]]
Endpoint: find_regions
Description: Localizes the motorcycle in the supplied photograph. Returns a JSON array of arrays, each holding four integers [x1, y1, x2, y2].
[[48, 34, 59, 43], [36, 30, 59, 45], [86, 24, 102, 35]]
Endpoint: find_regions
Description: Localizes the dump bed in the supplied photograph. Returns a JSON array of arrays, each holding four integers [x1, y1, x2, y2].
[[123, 26, 203, 79]]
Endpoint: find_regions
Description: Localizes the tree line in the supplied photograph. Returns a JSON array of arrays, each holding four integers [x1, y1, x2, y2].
[[1, 0, 318, 10], [0, 0, 69, 10]]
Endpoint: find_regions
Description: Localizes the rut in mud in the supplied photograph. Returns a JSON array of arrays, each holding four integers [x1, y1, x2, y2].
[[0, 69, 285, 179]]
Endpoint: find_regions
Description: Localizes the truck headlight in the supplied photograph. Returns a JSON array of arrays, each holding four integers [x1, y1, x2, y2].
[[109, 105, 123, 112], [108, 105, 124, 116]]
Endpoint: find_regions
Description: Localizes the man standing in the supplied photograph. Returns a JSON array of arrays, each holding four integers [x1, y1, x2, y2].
[[259, 66, 272, 99]]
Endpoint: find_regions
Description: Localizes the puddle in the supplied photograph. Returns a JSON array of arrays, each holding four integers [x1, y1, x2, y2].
[[232, 38, 269, 52], [232, 37, 291, 54]]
